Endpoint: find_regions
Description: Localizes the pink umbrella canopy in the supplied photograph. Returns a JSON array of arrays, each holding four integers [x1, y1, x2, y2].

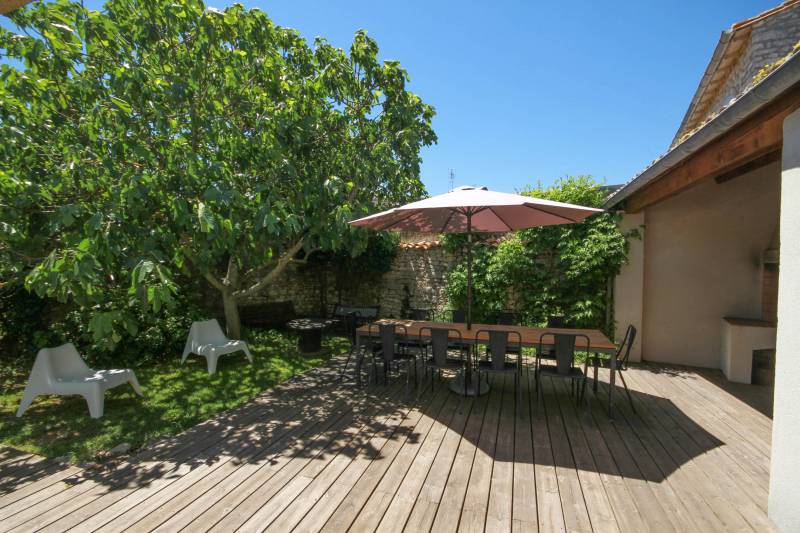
[[350, 186, 602, 233], [350, 185, 603, 332]]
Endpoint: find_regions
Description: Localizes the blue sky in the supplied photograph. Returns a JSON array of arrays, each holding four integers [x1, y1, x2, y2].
[[2, 0, 779, 194]]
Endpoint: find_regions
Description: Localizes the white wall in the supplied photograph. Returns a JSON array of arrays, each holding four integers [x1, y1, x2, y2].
[[639, 163, 780, 367], [769, 107, 800, 532], [614, 212, 644, 362]]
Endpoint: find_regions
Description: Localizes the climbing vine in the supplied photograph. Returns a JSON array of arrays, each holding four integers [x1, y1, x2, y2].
[[445, 176, 636, 333]]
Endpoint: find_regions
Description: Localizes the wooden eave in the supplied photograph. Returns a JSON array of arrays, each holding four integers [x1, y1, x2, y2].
[[626, 84, 800, 213]]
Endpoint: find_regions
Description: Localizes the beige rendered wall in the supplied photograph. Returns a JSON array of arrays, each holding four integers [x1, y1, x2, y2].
[[614, 213, 644, 362], [639, 161, 780, 367], [769, 107, 800, 533]]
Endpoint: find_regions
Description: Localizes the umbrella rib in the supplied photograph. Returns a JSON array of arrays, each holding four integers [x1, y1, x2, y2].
[[440, 209, 458, 233], [488, 207, 513, 232], [377, 210, 420, 231], [521, 203, 580, 223]]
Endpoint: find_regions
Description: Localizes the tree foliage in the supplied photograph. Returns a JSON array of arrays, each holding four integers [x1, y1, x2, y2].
[[0, 0, 436, 343], [445, 176, 635, 332]]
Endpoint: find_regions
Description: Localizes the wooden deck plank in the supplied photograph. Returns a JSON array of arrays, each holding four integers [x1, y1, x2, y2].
[[201, 380, 407, 532], [629, 367, 770, 499], [294, 385, 448, 532], [405, 385, 487, 533], [604, 373, 773, 533], [623, 368, 771, 531], [137, 380, 408, 533], [260, 383, 417, 531], [583, 375, 721, 533], [643, 367, 771, 473], [374, 385, 465, 532], [531, 375, 566, 533], [511, 370, 537, 533], [429, 382, 489, 533], [319, 385, 451, 532], [539, 378, 593, 533], [549, 378, 619, 533], [25, 365, 357, 533], [0, 357, 776, 533], [486, 374, 519, 532], [457, 373, 504, 533]]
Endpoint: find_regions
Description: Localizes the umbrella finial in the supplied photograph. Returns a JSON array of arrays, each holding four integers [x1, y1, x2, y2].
[[452, 185, 488, 192]]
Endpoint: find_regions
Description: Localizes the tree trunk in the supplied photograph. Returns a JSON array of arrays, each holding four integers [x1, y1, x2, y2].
[[221, 289, 242, 339]]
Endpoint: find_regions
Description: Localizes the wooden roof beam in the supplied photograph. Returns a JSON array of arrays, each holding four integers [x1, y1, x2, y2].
[[626, 86, 800, 213]]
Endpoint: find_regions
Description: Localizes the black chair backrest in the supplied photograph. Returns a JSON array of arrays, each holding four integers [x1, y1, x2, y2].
[[539, 332, 590, 375], [342, 311, 359, 343], [333, 304, 379, 322], [420, 327, 462, 367], [368, 323, 407, 363], [496, 311, 517, 325], [411, 308, 431, 321], [477, 329, 522, 371], [451, 309, 466, 323], [547, 315, 566, 328], [617, 324, 637, 367]]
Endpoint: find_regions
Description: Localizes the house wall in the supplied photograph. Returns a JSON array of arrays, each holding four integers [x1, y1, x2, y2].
[[636, 162, 780, 367], [613, 212, 644, 362], [769, 107, 800, 533]]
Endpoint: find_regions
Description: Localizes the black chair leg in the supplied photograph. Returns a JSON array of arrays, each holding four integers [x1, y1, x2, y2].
[[619, 371, 635, 413], [593, 358, 599, 392], [581, 375, 588, 404], [339, 344, 356, 380]]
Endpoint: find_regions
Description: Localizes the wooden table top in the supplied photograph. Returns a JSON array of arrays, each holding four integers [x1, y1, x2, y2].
[[356, 319, 616, 352]]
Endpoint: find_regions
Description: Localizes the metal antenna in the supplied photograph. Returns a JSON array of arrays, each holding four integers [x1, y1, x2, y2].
[[449, 169, 455, 192]]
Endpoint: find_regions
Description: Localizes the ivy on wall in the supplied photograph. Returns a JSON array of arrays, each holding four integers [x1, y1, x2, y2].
[[444, 176, 636, 334]]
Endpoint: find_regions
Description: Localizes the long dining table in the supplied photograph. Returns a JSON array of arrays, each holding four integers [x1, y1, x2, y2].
[[354, 319, 617, 395]]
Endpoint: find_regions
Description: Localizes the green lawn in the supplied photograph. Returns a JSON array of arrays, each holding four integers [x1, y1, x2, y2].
[[0, 330, 348, 463]]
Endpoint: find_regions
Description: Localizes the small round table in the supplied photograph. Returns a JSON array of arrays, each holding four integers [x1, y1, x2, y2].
[[287, 318, 337, 354]]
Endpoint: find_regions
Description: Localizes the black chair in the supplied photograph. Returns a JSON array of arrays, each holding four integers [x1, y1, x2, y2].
[[496, 311, 517, 325], [399, 308, 431, 353], [338, 311, 361, 380], [585, 325, 637, 417], [494, 311, 521, 357], [367, 323, 418, 394], [420, 327, 467, 393], [411, 308, 431, 320], [475, 329, 523, 406], [538, 315, 567, 361], [447, 309, 470, 352], [536, 332, 589, 405]]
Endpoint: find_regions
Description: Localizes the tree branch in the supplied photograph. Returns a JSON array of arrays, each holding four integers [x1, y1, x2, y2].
[[235, 238, 305, 298]]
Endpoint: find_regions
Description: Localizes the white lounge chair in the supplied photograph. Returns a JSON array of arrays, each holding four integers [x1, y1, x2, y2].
[[16, 343, 143, 419], [181, 319, 253, 374]]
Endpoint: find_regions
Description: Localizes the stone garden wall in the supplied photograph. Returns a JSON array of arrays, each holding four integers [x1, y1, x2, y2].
[[244, 238, 458, 318]]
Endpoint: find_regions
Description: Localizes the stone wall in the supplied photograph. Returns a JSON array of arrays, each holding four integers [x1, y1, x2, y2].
[[244, 242, 458, 319]]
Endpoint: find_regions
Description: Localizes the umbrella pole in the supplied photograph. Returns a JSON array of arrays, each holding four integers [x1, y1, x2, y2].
[[466, 212, 472, 330]]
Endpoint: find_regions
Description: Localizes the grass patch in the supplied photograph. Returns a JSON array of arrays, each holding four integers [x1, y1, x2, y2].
[[0, 330, 348, 463]]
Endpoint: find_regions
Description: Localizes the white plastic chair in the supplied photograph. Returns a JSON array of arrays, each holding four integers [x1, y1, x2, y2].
[[16, 343, 143, 419], [181, 319, 253, 374]]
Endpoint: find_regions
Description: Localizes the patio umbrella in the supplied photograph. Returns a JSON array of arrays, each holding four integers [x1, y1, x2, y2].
[[349, 186, 603, 329]]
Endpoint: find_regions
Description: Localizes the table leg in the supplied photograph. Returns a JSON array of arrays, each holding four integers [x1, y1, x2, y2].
[[608, 355, 617, 417], [298, 329, 322, 353]]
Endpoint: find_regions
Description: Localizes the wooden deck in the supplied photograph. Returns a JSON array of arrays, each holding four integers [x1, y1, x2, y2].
[[0, 358, 774, 532]]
